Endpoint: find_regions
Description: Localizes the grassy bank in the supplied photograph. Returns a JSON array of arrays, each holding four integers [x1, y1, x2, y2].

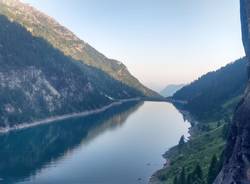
[[151, 124, 225, 184], [150, 95, 242, 184]]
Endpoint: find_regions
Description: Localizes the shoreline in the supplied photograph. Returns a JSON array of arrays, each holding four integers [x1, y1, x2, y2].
[[149, 104, 197, 184], [0, 98, 141, 134]]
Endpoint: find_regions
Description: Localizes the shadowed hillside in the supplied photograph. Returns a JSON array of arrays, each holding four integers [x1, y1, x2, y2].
[[173, 58, 247, 121], [0, 15, 143, 129], [0, 0, 159, 97]]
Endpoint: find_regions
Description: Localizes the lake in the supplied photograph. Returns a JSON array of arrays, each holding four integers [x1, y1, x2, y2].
[[0, 101, 190, 184]]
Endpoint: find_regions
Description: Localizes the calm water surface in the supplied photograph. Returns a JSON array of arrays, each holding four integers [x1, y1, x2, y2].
[[0, 101, 190, 184]]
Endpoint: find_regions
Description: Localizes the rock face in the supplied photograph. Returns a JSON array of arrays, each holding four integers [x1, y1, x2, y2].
[[214, 0, 250, 183]]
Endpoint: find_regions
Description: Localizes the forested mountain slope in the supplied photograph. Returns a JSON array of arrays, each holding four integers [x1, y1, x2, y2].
[[0, 0, 158, 97], [172, 58, 248, 121], [0, 15, 142, 130]]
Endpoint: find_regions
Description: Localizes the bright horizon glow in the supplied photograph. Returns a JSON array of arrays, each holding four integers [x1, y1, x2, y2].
[[23, 0, 245, 91]]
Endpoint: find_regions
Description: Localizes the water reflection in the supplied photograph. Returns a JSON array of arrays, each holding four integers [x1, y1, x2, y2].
[[0, 101, 143, 184]]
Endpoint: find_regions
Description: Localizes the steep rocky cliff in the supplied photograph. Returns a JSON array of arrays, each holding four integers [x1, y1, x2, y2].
[[214, 0, 250, 183]]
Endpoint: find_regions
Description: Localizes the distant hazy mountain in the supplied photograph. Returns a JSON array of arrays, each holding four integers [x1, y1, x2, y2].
[[0, 0, 158, 97], [160, 84, 185, 97], [173, 58, 248, 120]]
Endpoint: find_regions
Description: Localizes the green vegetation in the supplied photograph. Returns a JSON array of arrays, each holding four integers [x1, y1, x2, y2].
[[0, 0, 158, 97], [152, 96, 241, 183], [156, 123, 226, 184], [173, 58, 247, 121], [152, 59, 247, 184], [172, 164, 206, 184], [0, 15, 142, 128], [207, 155, 220, 184], [178, 135, 185, 152]]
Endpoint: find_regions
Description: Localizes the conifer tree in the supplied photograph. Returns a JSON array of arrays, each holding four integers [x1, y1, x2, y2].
[[179, 167, 186, 184], [173, 176, 178, 184], [186, 174, 192, 184], [178, 135, 185, 152], [207, 155, 219, 184], [192, 164, 204, 184]]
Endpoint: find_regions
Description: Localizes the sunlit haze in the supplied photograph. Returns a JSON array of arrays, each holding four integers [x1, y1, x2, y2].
[[23, 0, 245, 91]]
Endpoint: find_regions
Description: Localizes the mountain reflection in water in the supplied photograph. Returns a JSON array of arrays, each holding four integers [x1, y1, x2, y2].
[[0, 101, 143, 183]]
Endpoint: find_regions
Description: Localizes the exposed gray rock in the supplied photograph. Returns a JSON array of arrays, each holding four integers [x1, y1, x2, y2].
[[214, 0, 250, 183]]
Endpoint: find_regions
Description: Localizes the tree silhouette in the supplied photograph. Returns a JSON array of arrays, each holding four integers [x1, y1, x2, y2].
[[207, 155, 219, 184]]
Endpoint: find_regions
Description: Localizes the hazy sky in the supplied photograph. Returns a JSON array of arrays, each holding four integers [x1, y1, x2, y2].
[[23, 0, 245, 91]]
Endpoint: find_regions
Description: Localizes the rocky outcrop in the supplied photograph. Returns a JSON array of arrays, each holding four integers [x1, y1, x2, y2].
[[214, 0, 250, 183]]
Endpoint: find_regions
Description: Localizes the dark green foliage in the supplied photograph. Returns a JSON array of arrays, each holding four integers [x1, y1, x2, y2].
[[198, 124, 211, 132], [179, 135, 185, 146], [186, 174, 192, 184], [216, 150, 225, 176], [178, 135, 185, 151], [179, 167, 186, 184], [223, 115, 231, 124], [193, 164, 203, 180], [155, 56, 246, 184], [156, 125, 225, 184], [159, 175, 167, 181], [217, 121, 222, 127], [192, 164, 205, 184], [173, 165, 205, 184], [173, 58, 247, 121], [222, 123, 230, 140], [173, 176, 178, 184], [207, 155, 219, 184]]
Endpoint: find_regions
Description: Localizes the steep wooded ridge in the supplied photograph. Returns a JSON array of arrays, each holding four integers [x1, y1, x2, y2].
[[0, 8, 145, 129], [0, 0, 158, 97], [214, 0, 250, 183], [173, 58, 247, 121]]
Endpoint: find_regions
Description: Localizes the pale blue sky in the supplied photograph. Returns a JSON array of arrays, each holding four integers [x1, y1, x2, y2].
[[23, 0, 244, 91]]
